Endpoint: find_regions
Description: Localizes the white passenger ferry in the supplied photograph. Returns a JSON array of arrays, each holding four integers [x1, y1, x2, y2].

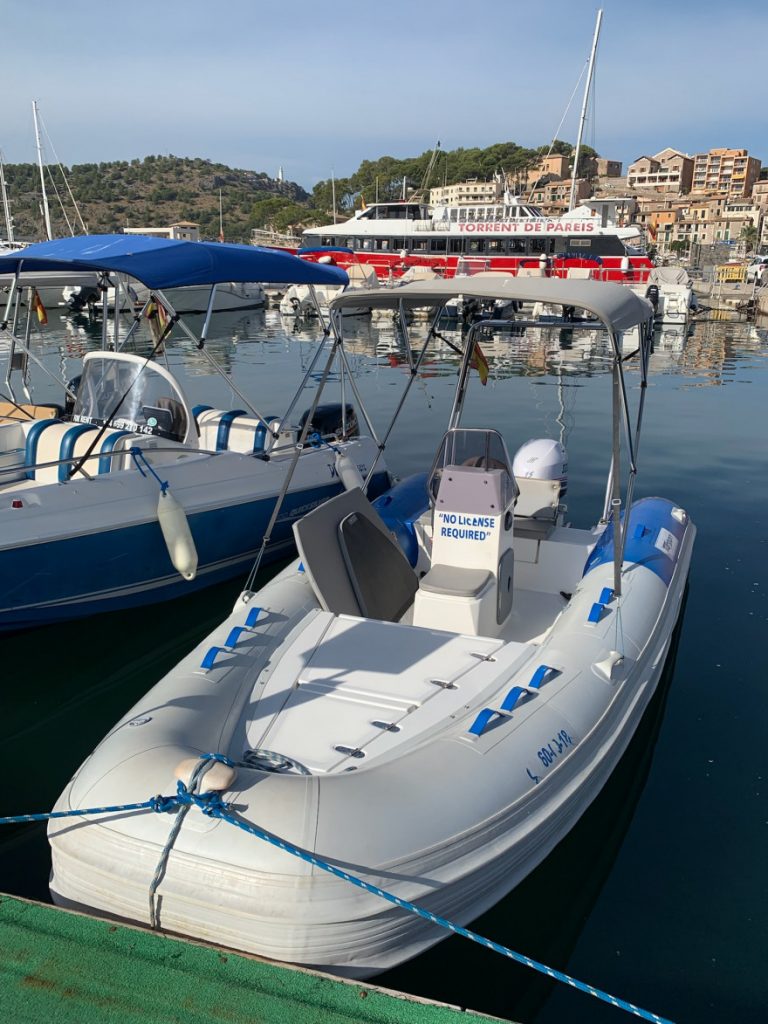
[[298, 198, 651, 282]]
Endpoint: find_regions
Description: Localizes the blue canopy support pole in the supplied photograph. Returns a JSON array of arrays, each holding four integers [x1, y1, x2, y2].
[[200, 284, 218, 348], [307, 284, 331, 334], [113, 276, 121, 351], [116, 294, 153, 353], [19, 294, 34, 401], [162, 291, 272, 432], [101, 275, 109, 351]]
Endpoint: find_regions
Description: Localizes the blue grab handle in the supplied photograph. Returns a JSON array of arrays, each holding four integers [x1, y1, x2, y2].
[[201, 646, 226, 671], [469, 665, 558, 736]]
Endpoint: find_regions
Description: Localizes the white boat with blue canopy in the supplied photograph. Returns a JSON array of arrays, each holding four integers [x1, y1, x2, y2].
[[49, 275, 695, 979], [0, 234, 390, 630]]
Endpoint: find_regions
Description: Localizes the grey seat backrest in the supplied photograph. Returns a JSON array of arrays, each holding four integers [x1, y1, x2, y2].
[[293, 487, 417, 621]]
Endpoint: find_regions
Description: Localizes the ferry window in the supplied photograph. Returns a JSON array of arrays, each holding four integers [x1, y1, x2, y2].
[[449, 209, 458, 222], [449, 239, 464, 254], [467, 240, 485, 254], [487, 240, 504, 253], [530, 239, 554, 254], [429, 239, 447, 253], [568, 239, 592, 249], [345, 238, 355, 248], [411, 240, 428, 252], [587, 235, 624, 255], [392, 239, 405, 250], [322, 237, 334, 246], [509, 239, 527, 254], [378, 239, 389, 250], [458, 209, 467, 223]]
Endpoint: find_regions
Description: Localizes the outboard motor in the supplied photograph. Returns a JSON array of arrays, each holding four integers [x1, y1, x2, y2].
[[645, 284, 660, 314], [512, 438, 568, 499], [299, 403, 359, 441]]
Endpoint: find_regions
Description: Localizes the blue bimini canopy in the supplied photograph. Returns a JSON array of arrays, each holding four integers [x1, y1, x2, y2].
[[0, 234, 349, 288]]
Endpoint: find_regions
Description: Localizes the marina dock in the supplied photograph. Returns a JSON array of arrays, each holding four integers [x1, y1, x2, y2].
[[0, 894, 504, 1024]]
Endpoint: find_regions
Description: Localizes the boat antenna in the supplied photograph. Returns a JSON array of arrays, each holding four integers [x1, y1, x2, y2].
[[331, 169, 337, 224], [218, 189, 224, 242], [568, 8, 602, 212], [32, 101, 53, 240], [0, 153, 14, 244]]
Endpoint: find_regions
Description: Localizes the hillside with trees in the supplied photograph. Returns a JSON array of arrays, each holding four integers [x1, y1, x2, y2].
[[2, 141, 597, 244]]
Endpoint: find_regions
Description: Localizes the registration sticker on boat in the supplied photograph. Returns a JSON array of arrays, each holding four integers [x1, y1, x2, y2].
[[655, 527, 679, 560]]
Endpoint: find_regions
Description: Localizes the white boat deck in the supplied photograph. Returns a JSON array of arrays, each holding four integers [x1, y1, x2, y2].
[[245, 612, 531, 775]]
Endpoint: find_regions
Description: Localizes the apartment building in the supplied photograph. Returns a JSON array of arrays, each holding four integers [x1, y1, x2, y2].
[[626, 149, 694, 194], [429, 179, 504, 206], [690, 148, 761, 198]]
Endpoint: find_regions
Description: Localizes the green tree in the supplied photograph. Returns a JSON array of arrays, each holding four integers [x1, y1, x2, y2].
[[740, 223, 758, 253]]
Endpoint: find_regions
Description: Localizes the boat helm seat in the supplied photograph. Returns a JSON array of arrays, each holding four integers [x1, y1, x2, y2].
[[293, 487, 418, 622]]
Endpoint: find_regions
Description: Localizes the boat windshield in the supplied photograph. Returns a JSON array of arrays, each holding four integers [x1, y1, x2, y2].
[[427, 428, 517, 508], [72, 355, 189, 443]]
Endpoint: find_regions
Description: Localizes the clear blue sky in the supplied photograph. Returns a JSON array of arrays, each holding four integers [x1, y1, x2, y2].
[[3, 0, 765, 190]]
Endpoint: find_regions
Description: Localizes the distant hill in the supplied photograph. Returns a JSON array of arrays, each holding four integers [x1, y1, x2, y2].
[[2, 155, 316, 244], [2, 141, 596, 244]]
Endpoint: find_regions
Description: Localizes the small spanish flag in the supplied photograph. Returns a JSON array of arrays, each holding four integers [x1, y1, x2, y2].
[[471, 340, 490, 385], [361, 194, 367, 211], [32, 288, 48, 325]]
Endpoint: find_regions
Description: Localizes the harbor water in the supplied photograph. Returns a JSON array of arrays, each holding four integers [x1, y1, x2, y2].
[[1, 305, 767, 1024]]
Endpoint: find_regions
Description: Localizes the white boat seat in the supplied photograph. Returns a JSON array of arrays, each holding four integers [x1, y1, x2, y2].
[[196, 408, 279, 454], [23, 420, 139, 481], [294, 487, 418, 621], [419, 565, 492, 598]]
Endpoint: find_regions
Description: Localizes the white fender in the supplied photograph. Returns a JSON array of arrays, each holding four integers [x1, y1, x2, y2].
[[335, 450, 365, 492], [157, 488, 198, 581]]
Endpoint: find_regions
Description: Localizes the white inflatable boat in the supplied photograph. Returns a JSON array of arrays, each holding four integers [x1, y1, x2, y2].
[[49, 277, 695, 978]]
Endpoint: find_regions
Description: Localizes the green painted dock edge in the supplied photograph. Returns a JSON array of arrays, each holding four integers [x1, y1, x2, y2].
[[0, 894, 508, 1024]]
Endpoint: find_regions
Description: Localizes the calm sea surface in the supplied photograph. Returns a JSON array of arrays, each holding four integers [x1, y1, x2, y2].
[[2, 303, 767, 1024]]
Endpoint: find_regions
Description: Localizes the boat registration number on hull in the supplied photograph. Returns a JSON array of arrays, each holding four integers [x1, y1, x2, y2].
[[526, 729, 574, 784]]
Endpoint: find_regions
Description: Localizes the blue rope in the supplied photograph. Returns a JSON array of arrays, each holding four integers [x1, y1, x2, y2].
[[130, 446, 169, 494], [1, 747, 673, 1024], [307, 430, 340, 453], [208, 808, 674, 1024]]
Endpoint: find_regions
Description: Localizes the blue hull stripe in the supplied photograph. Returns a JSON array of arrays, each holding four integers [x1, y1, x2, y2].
[[0, 470, 390, 630]]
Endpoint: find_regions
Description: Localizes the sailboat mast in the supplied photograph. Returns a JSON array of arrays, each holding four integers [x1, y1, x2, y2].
[[568, 8, 602, 212], [32, 100, 53, 240], [0, 155, 14, 244]]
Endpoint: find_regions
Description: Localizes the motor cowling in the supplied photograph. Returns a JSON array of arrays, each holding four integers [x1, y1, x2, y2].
[[512, 438, 568, 499], [299, 403, 359, 441]]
